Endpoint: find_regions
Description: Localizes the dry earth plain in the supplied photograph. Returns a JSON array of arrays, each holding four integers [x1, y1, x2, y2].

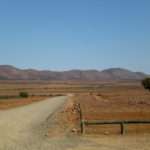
[[0, 80, 150, 150]]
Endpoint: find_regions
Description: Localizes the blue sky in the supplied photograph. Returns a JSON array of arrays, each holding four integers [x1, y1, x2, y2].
[[0, 0, 150, 73]]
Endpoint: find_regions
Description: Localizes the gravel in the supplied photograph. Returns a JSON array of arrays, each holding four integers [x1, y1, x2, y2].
[[0, 96, 150, 150], [0, 96, 68, 150]]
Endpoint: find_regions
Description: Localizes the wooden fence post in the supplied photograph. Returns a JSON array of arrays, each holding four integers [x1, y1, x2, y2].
[[81, 120, 85, 134], [120, 122, 124, 135], [79, 103, 84, 134]]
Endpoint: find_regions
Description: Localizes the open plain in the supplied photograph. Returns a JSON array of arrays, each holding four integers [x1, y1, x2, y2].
[[0, 80, 150, 150]]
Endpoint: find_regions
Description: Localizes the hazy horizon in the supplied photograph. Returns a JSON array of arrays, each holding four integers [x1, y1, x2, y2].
[[0, 64, 149, 74], [0, 0, 149, 73]]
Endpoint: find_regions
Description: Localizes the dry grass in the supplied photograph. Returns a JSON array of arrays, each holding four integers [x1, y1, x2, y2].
[[0, 96, 49, 109], [73, 85, 150, 134], [0, 80, 140, 96], [1, 80, 150, 134]]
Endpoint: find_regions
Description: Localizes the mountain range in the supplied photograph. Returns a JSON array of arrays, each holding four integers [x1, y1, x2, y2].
[[0, 65, 148, 81]]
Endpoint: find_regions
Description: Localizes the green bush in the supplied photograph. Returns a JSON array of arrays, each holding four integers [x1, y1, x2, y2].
[[19, 92, 29, 98], [142, 78, 150, 91]]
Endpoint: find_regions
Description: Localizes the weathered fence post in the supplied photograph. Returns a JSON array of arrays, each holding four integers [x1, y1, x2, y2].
[[79, 103, 84, 134], [120, 122, 124, 135], [81, 120, 85, 134]]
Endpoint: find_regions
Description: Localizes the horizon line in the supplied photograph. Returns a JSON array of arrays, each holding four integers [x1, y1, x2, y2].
[[0, 64, 149, 74]]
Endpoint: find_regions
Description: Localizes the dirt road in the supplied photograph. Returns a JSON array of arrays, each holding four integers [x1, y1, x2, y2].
[[0, 96, 68, 150], [0, 96, 150, 150]]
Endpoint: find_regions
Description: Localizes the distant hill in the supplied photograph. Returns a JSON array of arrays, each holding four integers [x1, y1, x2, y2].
[[0, 65, 148, 81]]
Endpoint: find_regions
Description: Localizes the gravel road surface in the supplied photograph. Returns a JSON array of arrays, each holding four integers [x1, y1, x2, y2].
[[0, 96, 68, 150], [0, 96, 150, 150]]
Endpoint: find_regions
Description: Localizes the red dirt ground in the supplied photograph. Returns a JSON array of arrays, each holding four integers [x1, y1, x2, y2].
[[0, 96, 49, 109], [73, 85, 150, 134]]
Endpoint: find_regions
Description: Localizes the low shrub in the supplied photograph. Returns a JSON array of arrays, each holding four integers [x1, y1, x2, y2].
[[142, 78, 150, 91], [19, 92, 29, 98]]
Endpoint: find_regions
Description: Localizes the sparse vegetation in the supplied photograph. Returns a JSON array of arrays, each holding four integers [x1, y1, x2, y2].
[[19, 92, 29, 98], [0, 95, 18, 99], [142, 78, 150, 91], [73, 85, 150, 134], [0, 81, 150, 135]]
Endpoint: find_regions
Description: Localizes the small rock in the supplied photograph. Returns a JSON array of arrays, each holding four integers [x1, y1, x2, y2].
[[71, 128, 78, 133], [104, 131, 110, 135]]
